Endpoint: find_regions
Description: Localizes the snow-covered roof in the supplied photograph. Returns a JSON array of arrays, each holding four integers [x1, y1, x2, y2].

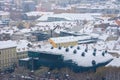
[[29, 44, 113, 67], [99, 34, 109, 41], [16, 40, 30, 52], [0, 40, 30, 52], [49, 35, 94, 44], [106, 41, 116, 50], [0, 29, 14, 35], [35, 21, 75, 32], [94, 40, 118, 51], [49, 36, 77, 43], [76, 36, 93, 40], [0, 11, 10, 16], [20, 29, 31, 33], [108, 50, 120, 55], [37, 13, 99, 21], [60, 30, 91, 36], [25, 11, 53, 17], [36, 21, 73, 27], [0, 40, 16, 49], [76, 3, 118, 9], [0, 26, 19, 35], [90, 33, 99, 38], [23, 0, 34, 3]]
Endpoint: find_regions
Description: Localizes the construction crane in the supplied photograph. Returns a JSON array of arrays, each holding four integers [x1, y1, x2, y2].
[[50, 25, 60, 37]]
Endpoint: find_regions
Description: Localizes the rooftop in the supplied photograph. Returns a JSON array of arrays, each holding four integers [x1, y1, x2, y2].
[[0, 40, 30, 52], [49, 36, 77, 43], [49, 35, 97, 44], [25, 11, 53, 17], [29, 44, 113, 67], [0, 40, 16, 49], [37, 13, 101, 21], [0, 11, 10, 16]]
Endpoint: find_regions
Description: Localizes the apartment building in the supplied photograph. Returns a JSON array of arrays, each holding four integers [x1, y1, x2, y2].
[[0, 41, 17, 71]]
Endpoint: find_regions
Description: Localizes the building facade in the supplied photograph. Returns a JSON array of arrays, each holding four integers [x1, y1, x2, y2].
[[48, 36, 78, 48], [0, 40, 30, 72], [48, 35, 98, 48], [19, 49, 113, 72], [17, 51, 28, 60], [0, 46, 17, 71], [31, 31, 49, 41]]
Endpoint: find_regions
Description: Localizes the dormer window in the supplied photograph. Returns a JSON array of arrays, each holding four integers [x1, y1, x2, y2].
[[58, 46, 61, 50], [77, 46, 80, 50], [73, 49, 77, 54], [92, 60, 96, 66], [85, 48, 88, 52], [51, 46, 54, 49], [93, 52, 96, 56], [94, 48, 97, 52], [81, 52, 85, 57], [105, 50, 107, 53], [102, 52, 105, 56], [70, 46, 73, 48], [65, 48, 69, 52]]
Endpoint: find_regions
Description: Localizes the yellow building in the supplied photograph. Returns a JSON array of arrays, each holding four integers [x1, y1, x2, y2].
[[48, 36, 78, 48], [0, 41, 17, 71]]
